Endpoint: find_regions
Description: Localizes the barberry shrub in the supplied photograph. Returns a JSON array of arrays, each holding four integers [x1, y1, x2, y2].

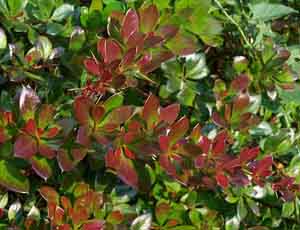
[[0, 0, 300, 229]]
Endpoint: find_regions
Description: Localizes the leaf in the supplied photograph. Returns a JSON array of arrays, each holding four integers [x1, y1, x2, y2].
[[216, 173, 229, 188], [30, 156, 53, 180], [84, 58, 102, 76], [282, 201, 295, 218], [103, 93, 124, 112], [143, 94, 159, 129], [36, 36, 53, 60], [185, 53, 209, 80], [8, 201, 21, 221], [69, 27, 86, 51], [250, 3, 297, 22], [74, 96, 92, 125], [159, 103, 180, 124], [14, 135, 37, 159], [83, 220, 105, 230], [225, 216, 240, 230], [51, 4, 74, 22], [89, 0, 103, 12], [131, 213, 152, 230], [117, 154, 138, 188], [0, 193, 8, 208], [279, 84, 300, 105], [27, 205, 40, 223], [0, 28, 7, 49], [7, 0, 27, 16], [97, 38, 122, 64], [0, 160, 29, 193], [168, 117, 189, 145], [139, 4, 159, 33], [39, 186, 59, 204], [121, 9, 139, 41], [237, 198, 247, 221], [155, 202, 170, 225], [19, 85, 40, 119]]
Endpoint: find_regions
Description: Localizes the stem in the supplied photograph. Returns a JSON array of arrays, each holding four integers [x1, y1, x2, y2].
[[213, 0, 253, 49]]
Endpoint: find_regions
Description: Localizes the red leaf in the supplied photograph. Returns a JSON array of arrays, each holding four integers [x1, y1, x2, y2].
[[121, 9, 139, 41], [159, 154, 177, 177], [212, 112, 227, 127], [45, 127, 60, 138], [108, 106, 133, 125], [84, 58, 102, 76], [239, 146, 259, 163], [58, 224, 71, 230], [159, 103, 180, 124], [74, 96, 92, 125], [144, 34, 163, 48], [40, 186, 59, 204], [168, 116, 189, 146], [158, 25, 179, 40], [91, 105, 105, 123], [212, 131, 227, 156], [97, 38, 122, 64], [76, 126, 91, 147], [126, 32, 145, 50], [57, 150, 74, 172], [195, 155, 205, 168], [14, 135, 37, 159], [61, 196, 72, 212], [117, 154, 138, 188], [231, 74, 250, 91], [124, 146, 135, 160], [105, 149, 121, 169], [140, 50, 174, 74], [139, 4, 159, 33], [121, 48, 137, 67], [233, 93, 250, 111], [199, 136, 211, 154], [23, 119, 37, 136], [256, 156, 273, 176], [159, 135, 170, 153], [216, 173, 229, 188], [82, 220, 105, 230], [143, 94, 159, 128], [39, 142, 56, 159], [72, 148, 87, 162]]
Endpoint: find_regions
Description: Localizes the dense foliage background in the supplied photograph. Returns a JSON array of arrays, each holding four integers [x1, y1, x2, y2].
[[1, 0, 300, 229]]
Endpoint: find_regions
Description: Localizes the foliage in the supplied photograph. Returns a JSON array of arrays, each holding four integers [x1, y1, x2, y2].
[[0, 0, 300, 229]]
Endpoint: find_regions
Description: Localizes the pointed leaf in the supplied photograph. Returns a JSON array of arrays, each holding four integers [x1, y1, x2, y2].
[[143, 94, 159, 129], [97, 38, 122, 64], [0, 160, 30, 193], [139, 5, 159, 33], [39, 186, 59, 204], [121, 9, 139, 41], [159, 104, 180, 124], [14, 135, 37, 159], [168, 117, 189, 145], [31, 156, 53, 180]]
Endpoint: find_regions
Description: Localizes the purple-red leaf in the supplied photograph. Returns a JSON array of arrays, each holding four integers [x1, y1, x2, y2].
[[40, 186, 59, 204], [117, 154, 138, 188], [82, 220, 105, 230], [143, 94, 159, 129], [74, 96, 92, 125], [121, 9, 139, 41], [97, 38, 122, 64], [84, 58, 102, 76], [139, 4, 159, 33], [168, 116, 189, 145], [212, 131, 227, 156], [216, 173, 229, 188], [159, 103, 180, 124], [14, 135, 37, 159], [76, 126, 91, 147], [39, 142, 56, 159], [231, 74, 250, 92], [31, 156, 53, 180], [239, 146, 259, 163], [140, 50, 174, 74]]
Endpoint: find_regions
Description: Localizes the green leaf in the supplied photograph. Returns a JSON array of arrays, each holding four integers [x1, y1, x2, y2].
[[0, 28, 7, 49], [250, 3, 297, 22], [279, 84, 300, 105], [0, 160, 30, 194], [131, 213, 152, 230], [103, 93, 124, 112], [8, 201, 22, 221], [30, 156, 53, 180], [90, 0, 103, 12], [282, 201, 295, 218], [7, 0, 27, 16], [185, 53, 209, 80], [51, 4, 74, 22], [225, 216, 240, 230], [237, 198, 247, 221], [69, 27, 86, 51], [27, 205, 40, 223], [0, 193, 8, 208], [36, 36, 53, 60]]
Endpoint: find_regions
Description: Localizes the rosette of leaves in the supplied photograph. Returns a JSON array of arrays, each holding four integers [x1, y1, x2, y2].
[[212, 75, 260, 131], [13, 86, 61, 180], [159, 53, 210, 107], [39, 183, 105, 229], [83, 4, 198, 97]]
